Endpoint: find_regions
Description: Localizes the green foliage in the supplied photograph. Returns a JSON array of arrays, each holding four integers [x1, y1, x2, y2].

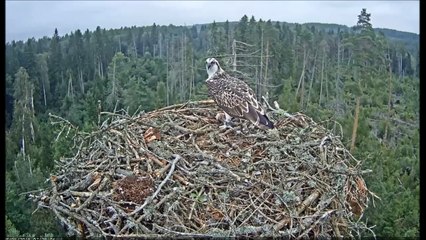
[[156, 81, 167, 108], [32, 122, 55, 171], [360, 137, 419, 237], [6, 216, 21, 237], [278, 77, 299, 112], [7, 212, 60, 237], [6, 167, 60, 236], [6, 132, 19, 171], [356, 8, 373, 31]]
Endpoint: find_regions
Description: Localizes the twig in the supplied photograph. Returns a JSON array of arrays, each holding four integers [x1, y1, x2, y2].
[[296, 210, 335, 240], [76, 177, 108, 212]]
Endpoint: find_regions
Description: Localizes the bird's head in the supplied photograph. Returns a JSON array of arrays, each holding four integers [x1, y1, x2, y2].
[[206, 58, 222, 77]]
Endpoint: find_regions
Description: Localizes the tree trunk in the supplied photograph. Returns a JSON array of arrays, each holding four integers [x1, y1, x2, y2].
[[295, 46, 307, 105], [159, 32, 162, 58], [21, 113, 26, 162], [347, 50, 352, 66], [307, 49, 318, 105], [333, 40, 341, 134], [325, 71, 329, 103], [93, 57, 97, 80], [384, 61, 393, 143], [398, 52, 403, 79], [180, 31, 185, 101], [319, 48, 325, 105], [79, 69, 85, 94], [258, 29, 264, 99], [100, 60, 104, 79], [301, 65, 305, 108], [112, 58, 116, 98], [30, 86, 35, 143], [264, 40, 269, 98], [232, 39, 237, 71], [41, 77, 47, 106], [350, 97, 361, 153], [97, 58, 101, 77], [21, 112, 32, 176], [133, 36, 138, 58], [70, 72, 75, 98], [118, 36, 122, 52], [166, 39, 169, 105], [190, 54, 194, 99], [335, 41, 341, 100]]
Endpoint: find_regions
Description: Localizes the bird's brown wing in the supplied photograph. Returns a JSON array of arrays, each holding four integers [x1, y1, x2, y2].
[[214, 75, 273, 128]]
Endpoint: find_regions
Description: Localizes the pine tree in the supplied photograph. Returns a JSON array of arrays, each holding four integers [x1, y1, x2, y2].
[[235, 15, 249, 43], [355, 8, 372, 31], [48, 28, 63, 109]]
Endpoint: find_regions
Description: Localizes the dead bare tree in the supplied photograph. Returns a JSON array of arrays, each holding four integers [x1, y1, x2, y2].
[[79, 69, 84, 94], [319, 47, 326, 106], [383, 55, 393, 143], [228, 39, 273, 100], [166, 39, 170, 105], [350, 96, 361, 153], [295, 47, 308, 106], [307, 49, 318, 106], [67, 71, 74, 98]]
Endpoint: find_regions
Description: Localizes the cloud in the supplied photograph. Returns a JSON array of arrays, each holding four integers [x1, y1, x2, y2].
[[6, 1, 419, 42]]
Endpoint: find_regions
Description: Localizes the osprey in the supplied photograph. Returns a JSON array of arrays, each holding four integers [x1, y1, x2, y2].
[[205, 58, 274, 129]]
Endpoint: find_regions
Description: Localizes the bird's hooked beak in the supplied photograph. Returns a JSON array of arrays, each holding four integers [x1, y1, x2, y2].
[[206, 58, 221, 78], [206, 58, 213, 69]]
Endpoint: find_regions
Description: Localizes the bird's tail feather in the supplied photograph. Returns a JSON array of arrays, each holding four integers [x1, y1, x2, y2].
[[258, 114, 274, 129]]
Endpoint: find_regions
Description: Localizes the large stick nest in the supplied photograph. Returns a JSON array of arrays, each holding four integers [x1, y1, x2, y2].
[[30, 100, 377, 238]]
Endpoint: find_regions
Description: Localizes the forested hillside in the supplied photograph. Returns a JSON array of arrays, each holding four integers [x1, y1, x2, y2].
[[5, 9, 419, 237]]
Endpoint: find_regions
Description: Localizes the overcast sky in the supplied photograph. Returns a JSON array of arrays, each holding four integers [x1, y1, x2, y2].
[[6, 1, 419, 43]]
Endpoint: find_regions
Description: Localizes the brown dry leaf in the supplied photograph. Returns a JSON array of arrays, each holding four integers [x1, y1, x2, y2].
[[144, 127, 161, 143], [356, 176, 367, 197], [349, 199, 363, 216], [88, 176, 102, 191], [50, 175, 57, 182], [347, 194, 364, 216], [78, 222, 85, 234], [227, 157, 241, 167], [211, 209, 224, 221]]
